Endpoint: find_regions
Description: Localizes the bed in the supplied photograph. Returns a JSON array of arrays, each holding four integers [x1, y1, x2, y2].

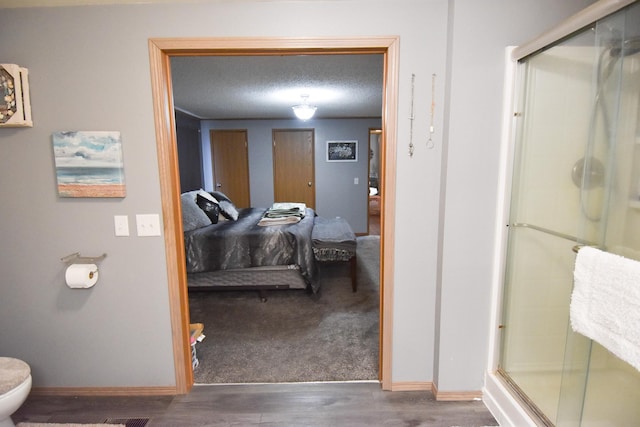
[[181, 190, 319, 297]]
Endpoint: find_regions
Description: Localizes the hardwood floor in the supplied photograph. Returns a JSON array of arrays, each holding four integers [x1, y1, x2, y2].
[[15, 205, 489, 427], [14, 382, 498, 426]]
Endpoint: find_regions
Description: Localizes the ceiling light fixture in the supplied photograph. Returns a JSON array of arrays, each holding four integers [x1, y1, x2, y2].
[[292, 95, 317, 121]]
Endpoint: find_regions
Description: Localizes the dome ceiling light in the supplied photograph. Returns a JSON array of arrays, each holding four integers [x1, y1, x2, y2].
[[292, 94, 317, 120]]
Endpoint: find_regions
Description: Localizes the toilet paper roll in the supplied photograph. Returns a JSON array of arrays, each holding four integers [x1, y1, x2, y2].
[[65, 263, 99, 288]]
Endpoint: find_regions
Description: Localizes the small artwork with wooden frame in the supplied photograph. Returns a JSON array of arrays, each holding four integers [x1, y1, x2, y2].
[[327, 140, 358, 162]]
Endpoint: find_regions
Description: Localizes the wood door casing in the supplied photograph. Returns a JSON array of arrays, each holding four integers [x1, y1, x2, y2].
[[210, 129, 251, 208], [272, 129, 315, 209], [149, 36, 399, 394]]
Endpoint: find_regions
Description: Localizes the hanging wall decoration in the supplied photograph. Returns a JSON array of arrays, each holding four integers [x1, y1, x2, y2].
[[0, 64, 32, 127], [408, 73, 416, 157], [52, 131, 126, 198], [427, 73, 436, 149], [327, 140, 358, 162]]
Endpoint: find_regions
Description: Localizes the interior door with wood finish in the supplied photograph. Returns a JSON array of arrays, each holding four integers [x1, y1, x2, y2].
[[210, 129, 250, 208], [272, 129, 315, 209]]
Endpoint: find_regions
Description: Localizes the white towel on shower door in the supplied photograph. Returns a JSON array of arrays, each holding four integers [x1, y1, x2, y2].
[[570, 246, 640, 372]]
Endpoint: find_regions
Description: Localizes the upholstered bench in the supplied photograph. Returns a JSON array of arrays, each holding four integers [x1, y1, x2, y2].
[[312, 216, 358, 292]]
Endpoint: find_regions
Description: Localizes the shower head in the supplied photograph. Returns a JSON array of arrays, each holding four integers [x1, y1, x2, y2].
[[610, 36, 640, 57]]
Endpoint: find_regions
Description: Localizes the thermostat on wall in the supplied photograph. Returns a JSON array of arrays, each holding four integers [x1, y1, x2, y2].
[[0, 64, 32, 128]]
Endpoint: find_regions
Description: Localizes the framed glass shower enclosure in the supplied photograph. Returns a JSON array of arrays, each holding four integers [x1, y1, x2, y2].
[[498, 1, 640, 425]]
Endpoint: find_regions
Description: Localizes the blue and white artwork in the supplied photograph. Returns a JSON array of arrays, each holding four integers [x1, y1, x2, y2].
[[52, 131, 126, 198]]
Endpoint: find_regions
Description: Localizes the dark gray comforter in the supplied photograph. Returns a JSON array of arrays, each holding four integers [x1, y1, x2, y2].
[[184, 207, 319, 292]]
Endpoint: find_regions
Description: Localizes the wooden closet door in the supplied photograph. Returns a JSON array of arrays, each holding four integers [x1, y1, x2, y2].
[[210, 129, 251, 208], [272, 129, 315, 209]]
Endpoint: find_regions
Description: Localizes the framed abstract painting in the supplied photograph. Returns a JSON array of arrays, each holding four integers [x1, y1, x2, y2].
[[327, 140, 358, 162]]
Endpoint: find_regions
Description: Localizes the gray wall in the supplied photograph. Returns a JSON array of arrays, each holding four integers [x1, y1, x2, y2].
[[434, 0, 597, 390], [201, 118, 380, 234], [0, 0, 593, 391], [176, 111, 204, 194]]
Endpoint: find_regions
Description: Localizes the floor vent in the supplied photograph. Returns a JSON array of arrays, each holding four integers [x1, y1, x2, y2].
[[103, 417, 150, 427]]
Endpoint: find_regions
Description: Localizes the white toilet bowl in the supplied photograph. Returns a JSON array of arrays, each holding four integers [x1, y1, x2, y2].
[[0, 357, 32, 427]]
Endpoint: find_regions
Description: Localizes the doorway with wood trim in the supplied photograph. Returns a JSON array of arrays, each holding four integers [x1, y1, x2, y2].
[[148, 36, 399, 393]]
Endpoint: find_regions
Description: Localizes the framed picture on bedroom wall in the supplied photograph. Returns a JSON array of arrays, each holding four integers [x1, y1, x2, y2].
[[327, 140, 358, 162]]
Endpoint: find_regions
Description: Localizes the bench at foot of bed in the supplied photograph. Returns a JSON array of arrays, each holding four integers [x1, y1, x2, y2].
[[312, 216, 358, 292]]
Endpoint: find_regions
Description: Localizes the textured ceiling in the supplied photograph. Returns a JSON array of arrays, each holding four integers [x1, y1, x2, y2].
[[0, 0, 385, 120], [170, 54, 384, 120]]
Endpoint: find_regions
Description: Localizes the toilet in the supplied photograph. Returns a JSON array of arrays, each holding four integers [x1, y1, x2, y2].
[[0, 358, 31, 427]]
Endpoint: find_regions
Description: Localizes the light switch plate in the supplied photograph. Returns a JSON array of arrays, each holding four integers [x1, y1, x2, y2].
[[114, 215, 129, 236], [136, 214, 161, 237]]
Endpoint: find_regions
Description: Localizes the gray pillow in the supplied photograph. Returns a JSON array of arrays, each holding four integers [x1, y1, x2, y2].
[[181, 190, 211, 231]]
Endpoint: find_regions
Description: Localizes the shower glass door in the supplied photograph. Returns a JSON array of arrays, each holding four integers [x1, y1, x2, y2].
[[557, 4, 640, 426], [499, 26, 598, 423], [500, 3, 640, 425]]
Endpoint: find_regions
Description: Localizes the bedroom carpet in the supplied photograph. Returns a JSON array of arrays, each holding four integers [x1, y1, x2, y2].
[[188, 235, 380, 384], [16, 424, 126, 426]]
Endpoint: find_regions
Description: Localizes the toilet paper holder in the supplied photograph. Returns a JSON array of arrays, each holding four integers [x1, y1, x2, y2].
[[62, 253, 106, 288], [61, 252, 107, 265]]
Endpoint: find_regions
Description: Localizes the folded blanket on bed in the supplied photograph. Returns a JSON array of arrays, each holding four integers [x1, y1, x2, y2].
[[258, 215, 303, 226], [272, 202, 307, 212], [258, 203, 307, 226], [264, 208, 305, 219]]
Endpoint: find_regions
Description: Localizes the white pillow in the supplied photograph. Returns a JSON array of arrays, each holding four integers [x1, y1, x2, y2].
[[211, 191, 239, 221], [219, 200, 239, 221], [197, 189, 219, 204]]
